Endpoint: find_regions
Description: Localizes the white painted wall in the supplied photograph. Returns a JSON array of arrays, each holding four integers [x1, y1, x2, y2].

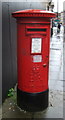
[[63, 1, 65, 11], [0, 0, 50, 2]]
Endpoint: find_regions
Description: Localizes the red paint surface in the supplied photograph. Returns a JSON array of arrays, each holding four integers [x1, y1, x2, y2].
[[12, 9, 56, 18], [12, 9, 56, 93]]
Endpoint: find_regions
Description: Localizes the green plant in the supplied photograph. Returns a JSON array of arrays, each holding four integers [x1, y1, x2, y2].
[[8, 88, 14, 97]]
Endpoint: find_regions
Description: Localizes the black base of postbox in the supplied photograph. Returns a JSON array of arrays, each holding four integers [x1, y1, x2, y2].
[[17, 87, 49, 112]]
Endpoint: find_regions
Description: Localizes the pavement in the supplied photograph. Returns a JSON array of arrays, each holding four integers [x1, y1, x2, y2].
[[1, 26, 64, 119]]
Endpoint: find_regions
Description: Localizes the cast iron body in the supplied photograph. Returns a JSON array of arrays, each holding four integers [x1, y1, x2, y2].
[[12, 9, 55, 112]]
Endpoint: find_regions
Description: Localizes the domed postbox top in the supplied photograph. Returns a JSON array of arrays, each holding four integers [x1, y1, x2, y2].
[[12, 9, 56, 18]]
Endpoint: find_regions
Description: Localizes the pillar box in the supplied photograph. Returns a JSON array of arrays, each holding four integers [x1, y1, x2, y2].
[[12, 9, 56, 112]]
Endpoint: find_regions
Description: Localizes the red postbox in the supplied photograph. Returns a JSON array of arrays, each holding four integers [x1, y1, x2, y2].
[[12, 9, 56, 112]]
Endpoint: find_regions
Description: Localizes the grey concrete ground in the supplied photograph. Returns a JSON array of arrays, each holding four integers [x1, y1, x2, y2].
[[1, 26, 64, 119]]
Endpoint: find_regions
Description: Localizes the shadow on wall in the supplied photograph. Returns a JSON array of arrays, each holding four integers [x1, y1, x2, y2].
[[2, 2, 46, 102]]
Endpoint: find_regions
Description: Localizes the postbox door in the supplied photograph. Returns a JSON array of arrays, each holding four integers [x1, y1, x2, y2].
[[30, 35, 49, 93]]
